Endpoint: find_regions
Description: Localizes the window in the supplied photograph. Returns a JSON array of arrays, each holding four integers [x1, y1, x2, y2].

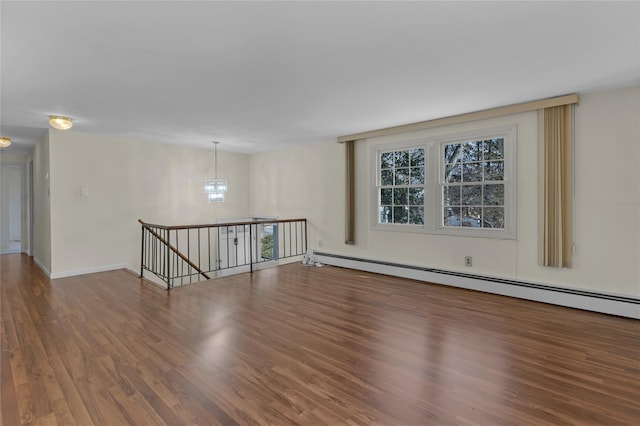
[[373, 125, 516, 239], [442, 137, 505, 229], [378, 148, 425, 225]]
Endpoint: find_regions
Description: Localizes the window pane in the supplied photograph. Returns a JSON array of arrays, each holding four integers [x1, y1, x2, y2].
[[393, 188, 408, 205], [483, 138, 504, 160], [393, 206, 408, 224], [443, 185, 461, 206], [444, 144, 462, 164], [410, 149, 425, 167], [409, 207, 424, 225], [445, 164, 462, 183], [381, 169, 393, 185], [444, 207, 461, 227], [483, 184, 504, 206], [484, 161, 504, 181], [395, 151, 409, 168], [381, 152, 394, 169], [380, 206, 392, 223], [462, 163, 482, 182], [461, 185, 482, 205], [461, 207, 482, 227], [463, 140, 483, 162], [380, 188, 393, 205], [483, 207, 504, 228], [410, 167, 424, 184], [409, 188, 424, 205], [395, 168, 409, 185]]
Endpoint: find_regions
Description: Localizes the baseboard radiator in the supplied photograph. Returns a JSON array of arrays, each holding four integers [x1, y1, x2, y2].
[[313, 252, 639, 319]]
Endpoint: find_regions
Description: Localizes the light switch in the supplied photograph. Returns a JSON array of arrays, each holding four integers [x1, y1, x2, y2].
[[81, 186, 89, 198]]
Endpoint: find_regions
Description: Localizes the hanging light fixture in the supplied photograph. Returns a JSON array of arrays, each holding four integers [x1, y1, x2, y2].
[[0, 137, 11, 148], [49, 115, 73, 130], [203, 141, 228, 203]]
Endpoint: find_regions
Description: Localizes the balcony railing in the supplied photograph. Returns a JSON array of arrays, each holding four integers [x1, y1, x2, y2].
[[139, 218, 307, 290]]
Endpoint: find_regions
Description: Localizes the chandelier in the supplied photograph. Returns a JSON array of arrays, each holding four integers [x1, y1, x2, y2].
[[203, 141, 228, 203]]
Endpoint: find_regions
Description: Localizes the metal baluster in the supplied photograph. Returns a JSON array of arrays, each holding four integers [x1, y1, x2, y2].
[[153, 228, 157, 277], [166, 229, 171, 290], [304, 219, 308, 254], [140, 226, 145, 278], [289, 222, 292, 257], [234, 225, 238, 268], [245, 224, 253, 273]]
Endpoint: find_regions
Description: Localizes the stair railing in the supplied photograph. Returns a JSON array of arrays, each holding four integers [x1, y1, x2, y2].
[[139, 218, 307, 290]]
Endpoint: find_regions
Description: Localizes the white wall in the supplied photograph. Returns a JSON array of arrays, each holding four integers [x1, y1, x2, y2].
[[24, 152, 33, 256], [32, 132, 52, 273], [48, 130, 250, 276], [250, 86, 640, 297], [250, 140, 344, 238]]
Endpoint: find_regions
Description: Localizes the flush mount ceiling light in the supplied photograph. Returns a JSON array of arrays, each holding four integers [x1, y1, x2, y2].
[[49, 115, 73, 130], [204, 141, 228, 203], [0, 137, 11, 148]]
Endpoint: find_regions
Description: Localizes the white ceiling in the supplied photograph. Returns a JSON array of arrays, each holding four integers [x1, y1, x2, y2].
[[1, 1, 639, 154]]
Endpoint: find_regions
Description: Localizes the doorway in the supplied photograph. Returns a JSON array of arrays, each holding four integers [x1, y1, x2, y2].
[[1, 163, 24, 254], [252, 217, 279, 267], [215, 217, 279, 275]]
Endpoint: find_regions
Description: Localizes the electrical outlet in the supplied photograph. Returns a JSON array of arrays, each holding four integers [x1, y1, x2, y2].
[[464, 256, 472, 267]]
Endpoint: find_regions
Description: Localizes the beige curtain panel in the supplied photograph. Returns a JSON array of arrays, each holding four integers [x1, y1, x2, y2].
[[542, 105, 573, 267], [345, 140, 356, 245]]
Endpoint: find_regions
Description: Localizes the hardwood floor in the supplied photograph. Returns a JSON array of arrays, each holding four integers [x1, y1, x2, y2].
[[1, 254, 639, 425]]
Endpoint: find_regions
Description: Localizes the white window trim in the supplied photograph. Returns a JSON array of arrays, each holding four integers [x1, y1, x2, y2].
[[371, 125, 517, 239]]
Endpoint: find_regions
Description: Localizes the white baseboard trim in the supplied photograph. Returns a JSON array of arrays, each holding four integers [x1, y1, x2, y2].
[[314, 252, 640, 319], [50, 264, 128, 279], [33, 257, 51, 277]]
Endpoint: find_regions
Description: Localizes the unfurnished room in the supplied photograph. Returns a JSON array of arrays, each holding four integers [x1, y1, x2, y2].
[[0, 1, 639, 425]]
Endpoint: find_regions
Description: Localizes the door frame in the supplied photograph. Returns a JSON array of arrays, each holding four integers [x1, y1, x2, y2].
[[29, 160, 34, 256]]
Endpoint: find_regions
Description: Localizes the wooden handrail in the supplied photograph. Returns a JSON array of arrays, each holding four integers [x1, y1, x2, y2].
[[138, 218, 307, 231], [139, 219, 211, 280]]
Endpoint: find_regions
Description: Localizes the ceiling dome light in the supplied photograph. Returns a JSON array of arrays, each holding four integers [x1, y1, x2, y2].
[[0, 137, 11, 148], [49, 115, 73, 130]]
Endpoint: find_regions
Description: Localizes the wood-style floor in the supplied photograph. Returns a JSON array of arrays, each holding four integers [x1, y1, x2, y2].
[[1, 254, 639, 425]]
